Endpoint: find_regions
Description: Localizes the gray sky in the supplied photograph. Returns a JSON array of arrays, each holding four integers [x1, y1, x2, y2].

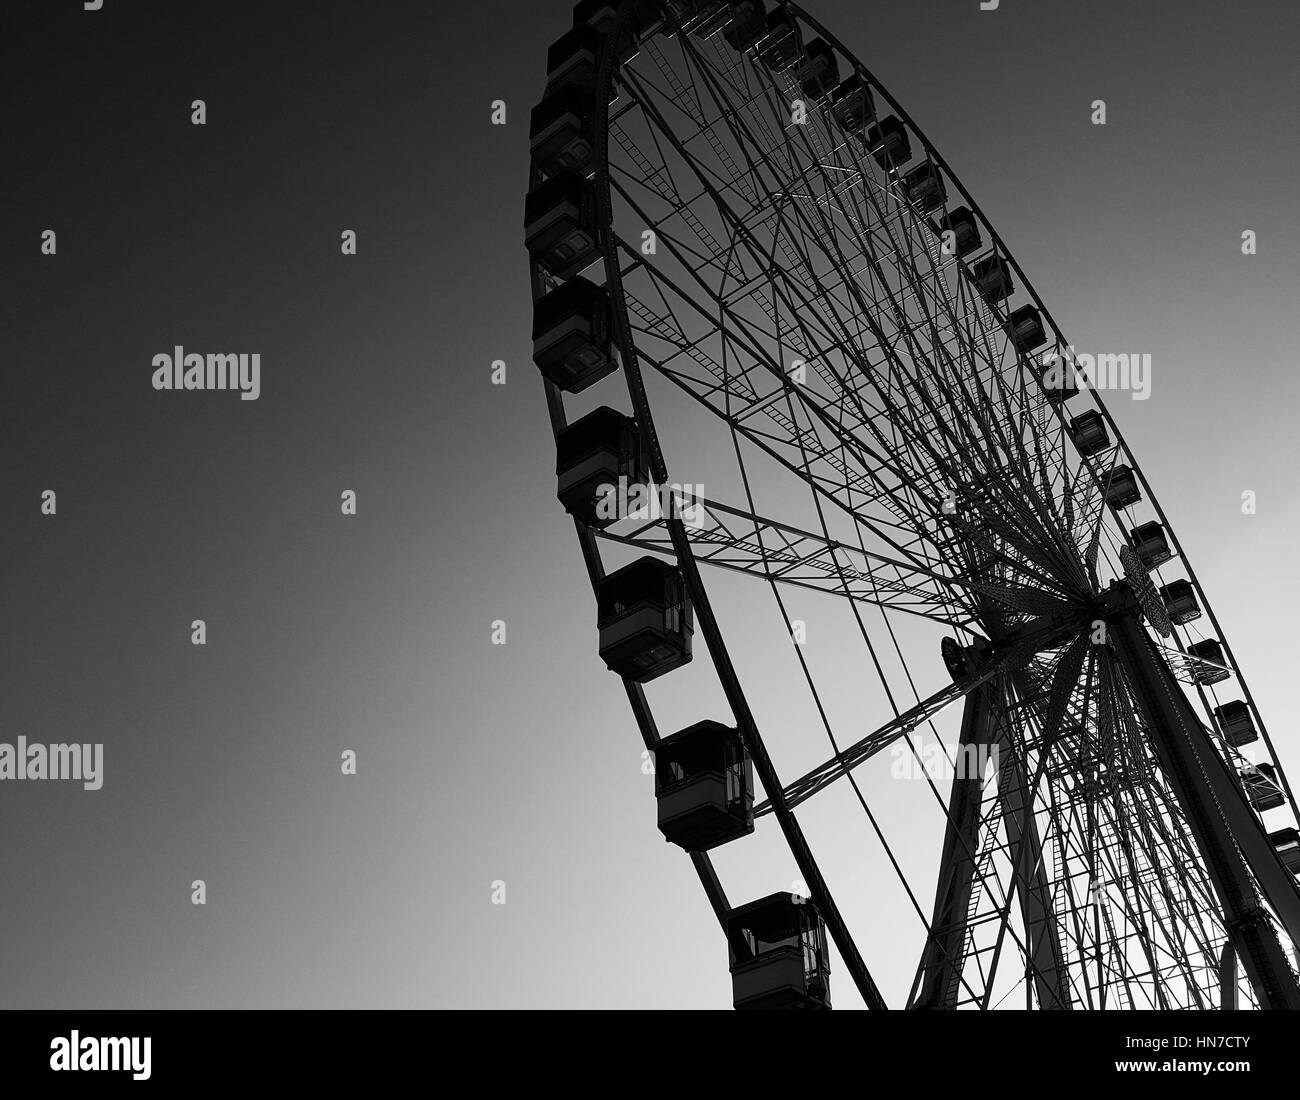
[[4, 0, 1298, 1008]]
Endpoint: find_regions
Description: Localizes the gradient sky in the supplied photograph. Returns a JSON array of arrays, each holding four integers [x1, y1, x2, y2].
[[3, 0, 1299, 1008]]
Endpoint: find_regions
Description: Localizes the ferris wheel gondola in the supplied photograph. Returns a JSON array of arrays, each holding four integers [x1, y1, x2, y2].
[[525, 0, 1300, 1010]]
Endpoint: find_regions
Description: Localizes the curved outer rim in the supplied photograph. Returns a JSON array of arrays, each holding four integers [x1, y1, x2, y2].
[[531, 0, 1300, 1006], [590, 0, 887, 1009], [530, 21, 754, 977], [783, 3, 1297, 821]]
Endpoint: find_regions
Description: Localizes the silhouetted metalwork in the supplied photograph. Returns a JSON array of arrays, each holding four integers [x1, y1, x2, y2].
[[527, 0, 1300, 1010]]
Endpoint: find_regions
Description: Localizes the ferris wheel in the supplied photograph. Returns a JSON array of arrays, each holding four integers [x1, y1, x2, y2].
[[524, 0, 1300, 1010]]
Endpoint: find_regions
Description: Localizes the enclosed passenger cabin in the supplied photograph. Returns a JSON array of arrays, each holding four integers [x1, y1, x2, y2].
[[655, 720, 754, 851], [1270, 827, 1300, 874], [596, 557, 693, 682], [577, 0, 660, 47], [1130, 520, 1172, 569], [571, 0, 647, 58], [723, 0, 769, 50], [573, 0, 619, 32], [1069, 410, 1110, 457], [865, 116, 911, 171], [1005, 305, 1047, 353], [524, 171, 602, 279], [532, 276, 618, 392], [1186, 638, 1231, 685], [931, 207, 981, 259], [1241, 763, 1284, 812], [1214, 700, 1258, 747], [543, 23, 602, 96], [555, 406, 646, 526], [969, 253, 1014, 305], [727, 893, 831, 1010], [755, 8, 801, 71], [796, 38, 839, 102], [530, 87, 598, 177], [1159, 579, 1201, 624], [903, 161, 947, 214], [590, 0, 667, 40], [1037, 349, 1078, 403], [1103, 465, 1141, 510], [830, 75, 875, 138]]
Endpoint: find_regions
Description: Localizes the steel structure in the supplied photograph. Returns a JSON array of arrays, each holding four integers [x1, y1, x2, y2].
[[525, 0, 1300, 1009]]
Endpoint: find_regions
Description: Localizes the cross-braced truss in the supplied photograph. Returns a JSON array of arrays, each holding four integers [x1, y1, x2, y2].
[[530, 0, 1300, 1010]]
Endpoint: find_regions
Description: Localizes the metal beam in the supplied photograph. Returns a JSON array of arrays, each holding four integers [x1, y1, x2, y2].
[[1107, 595, 1300, 1010], [665, 509, 889, 1009], [911, 677, 1002, 1008]]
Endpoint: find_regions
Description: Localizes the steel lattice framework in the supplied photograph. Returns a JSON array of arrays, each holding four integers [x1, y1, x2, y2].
[[527, 0, 1300, 1010]]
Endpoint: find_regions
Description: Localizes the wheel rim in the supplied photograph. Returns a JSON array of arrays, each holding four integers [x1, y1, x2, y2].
[[527, 0, 1300, 1009]]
